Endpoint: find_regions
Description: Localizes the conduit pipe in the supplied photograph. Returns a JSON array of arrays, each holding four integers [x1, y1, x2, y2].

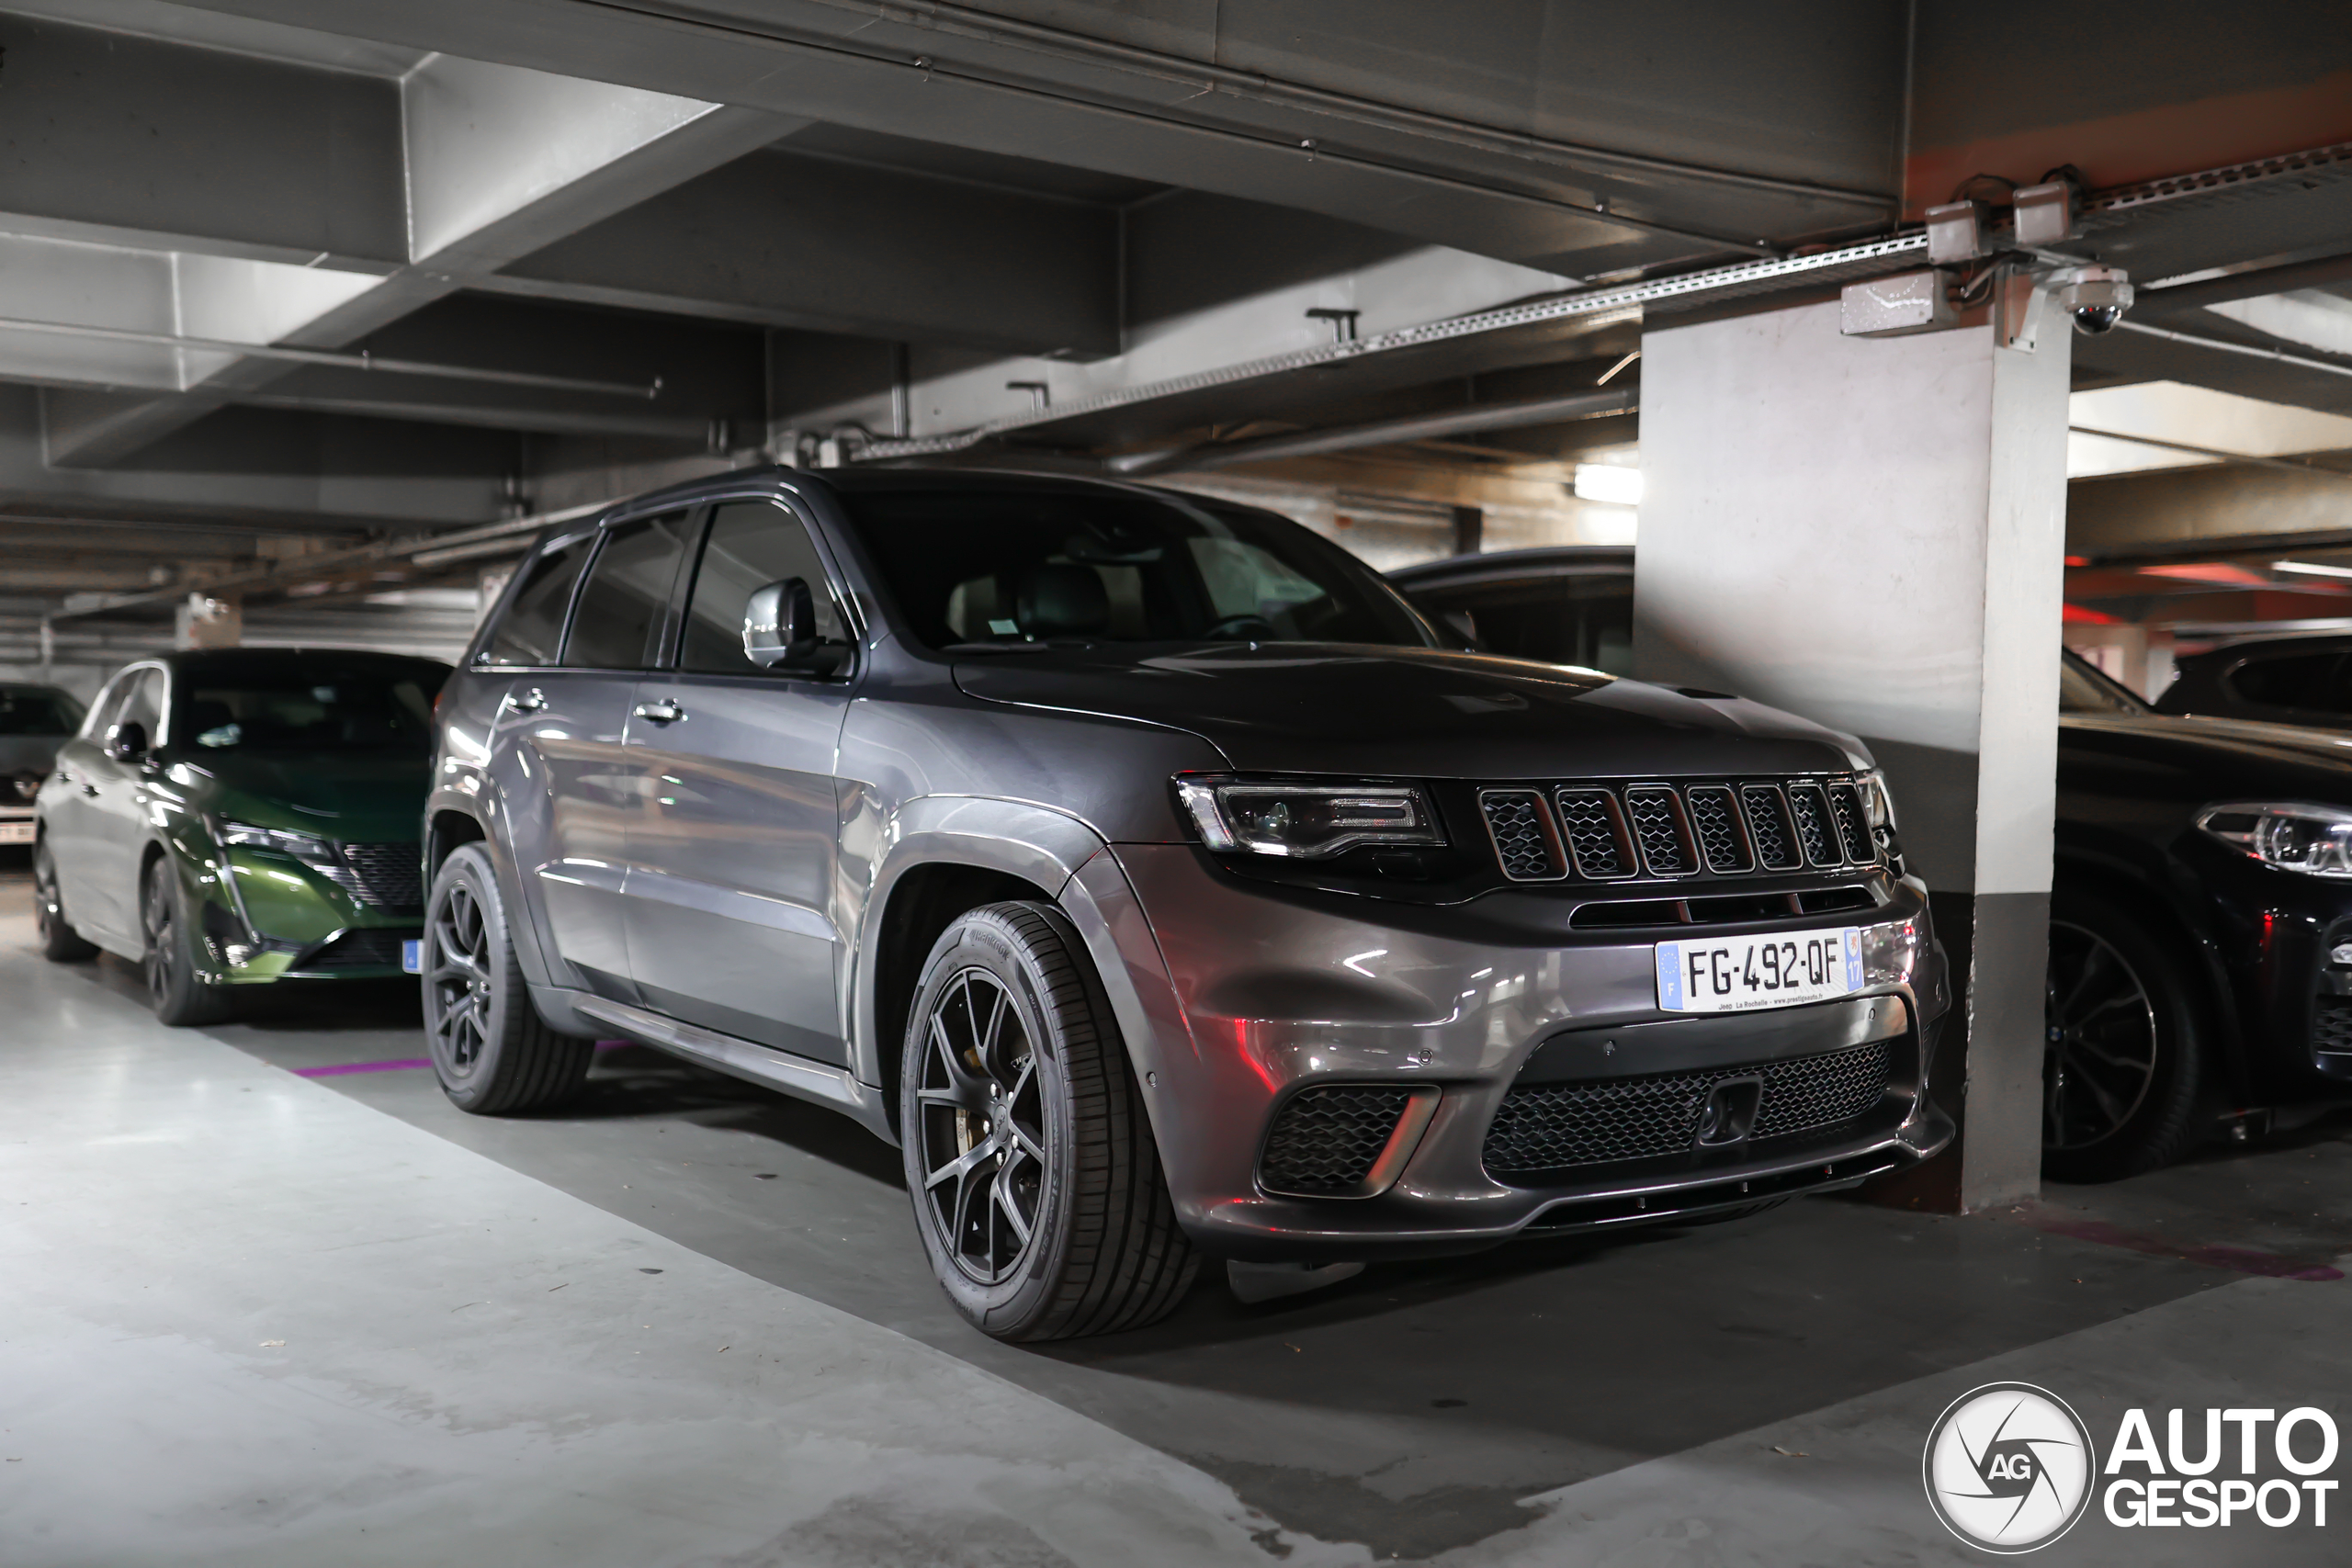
[[1111, 387, 1636, 476]]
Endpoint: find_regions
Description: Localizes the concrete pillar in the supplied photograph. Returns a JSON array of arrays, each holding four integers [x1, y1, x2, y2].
[[1634, 298, 2073, 1213]]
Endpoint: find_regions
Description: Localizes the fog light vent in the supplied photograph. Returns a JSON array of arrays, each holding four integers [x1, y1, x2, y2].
[[1260, 1086, 1414, 1198]]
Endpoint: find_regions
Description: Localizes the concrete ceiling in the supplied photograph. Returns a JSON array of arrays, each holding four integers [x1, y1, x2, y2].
[[0, 0, 2346, 657]]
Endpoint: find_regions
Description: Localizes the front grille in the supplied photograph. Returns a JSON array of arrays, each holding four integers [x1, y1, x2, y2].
[[1555, 789, 1634, 879], [299, 928, 415, 971], [1479, 776, 1882, 885], [1482, 1041, 1896, 1179], [334, 842, 424, 911], [1260, 1086, 1412, 1196], [2316, 998, 2352, 1055], [1479, 790, 1563, 880], [1623, 786, 1693, 875]]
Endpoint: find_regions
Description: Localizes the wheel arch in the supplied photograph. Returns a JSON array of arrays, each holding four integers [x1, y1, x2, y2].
[[2052, 840, 2246, 1101]]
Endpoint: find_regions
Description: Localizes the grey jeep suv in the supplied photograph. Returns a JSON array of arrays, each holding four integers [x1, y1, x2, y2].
[[424, 468, 1951, 1341]]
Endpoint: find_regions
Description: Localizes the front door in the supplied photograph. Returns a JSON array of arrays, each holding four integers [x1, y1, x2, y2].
[[82, 666, 167, 945], [43, 671, 135, 946], [484, 510, 695, 1000], [622, 498, 856, 1063]]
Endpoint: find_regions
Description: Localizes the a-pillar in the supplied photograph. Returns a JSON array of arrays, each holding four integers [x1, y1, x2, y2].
[[1634, 297, 2072, 1212]]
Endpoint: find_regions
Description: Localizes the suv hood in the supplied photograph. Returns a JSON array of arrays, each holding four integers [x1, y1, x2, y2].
[[2064, 711, 2352, 802], [954, 644, 1865, 778]]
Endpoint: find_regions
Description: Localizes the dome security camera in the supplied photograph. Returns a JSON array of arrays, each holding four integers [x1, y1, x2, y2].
[[2049, 265, 2133, 334]]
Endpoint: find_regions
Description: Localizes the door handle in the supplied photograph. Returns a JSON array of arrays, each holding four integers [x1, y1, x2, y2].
[[632, 699, 685, 725], [504, 686, 548, 715]]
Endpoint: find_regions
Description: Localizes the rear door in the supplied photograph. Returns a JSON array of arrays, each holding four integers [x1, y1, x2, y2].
[[481, 512, 693, 999], [620, 497, 858, 1062]]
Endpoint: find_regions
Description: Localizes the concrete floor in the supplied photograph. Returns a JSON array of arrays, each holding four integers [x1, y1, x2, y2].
[[3, 854, 2347, 1565]]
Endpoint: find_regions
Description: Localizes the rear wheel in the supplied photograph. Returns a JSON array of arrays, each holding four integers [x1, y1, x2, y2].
[[424, 843, 593, 1113], [142, 858, 232, 1027], [33, 840, 96, 962], [900, 901, 1197, 1341], [2042, 889, 2206, 1182]]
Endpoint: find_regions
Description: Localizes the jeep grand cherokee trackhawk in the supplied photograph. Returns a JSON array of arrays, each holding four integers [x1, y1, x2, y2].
[[422, 468, 1950, 1341]]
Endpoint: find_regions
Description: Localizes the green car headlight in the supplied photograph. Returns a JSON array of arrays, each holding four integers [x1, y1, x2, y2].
[[218, 820, 337, 864]]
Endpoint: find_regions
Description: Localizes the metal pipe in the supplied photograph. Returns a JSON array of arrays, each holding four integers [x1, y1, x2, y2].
[[0, 316, 663, 400], [2110, 319, 2352, 382], [578, 1, 1788, 255], [2068, 425, 2352, 480], [1114, 387, 1636, 475]]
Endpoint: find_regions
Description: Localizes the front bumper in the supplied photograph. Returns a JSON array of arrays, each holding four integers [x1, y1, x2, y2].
[[1110, 843, 1951, 1262], [187, 842, 419, 984]]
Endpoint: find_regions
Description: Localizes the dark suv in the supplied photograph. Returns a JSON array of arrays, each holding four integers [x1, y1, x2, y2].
[[423, 470, 1948, 1340]]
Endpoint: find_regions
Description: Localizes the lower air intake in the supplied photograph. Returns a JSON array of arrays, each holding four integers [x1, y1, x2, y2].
[[1482, 1042, 1895, 1179], [1260, 1086, 1413, 1197]]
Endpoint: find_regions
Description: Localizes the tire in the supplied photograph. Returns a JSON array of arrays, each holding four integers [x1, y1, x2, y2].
[[423, 842, 592, 1114], [33, 839, 97, 962], [141, 856, 232, 1027], [2042, 888, 2207, 1182], [899, 901, 1198, 1342]]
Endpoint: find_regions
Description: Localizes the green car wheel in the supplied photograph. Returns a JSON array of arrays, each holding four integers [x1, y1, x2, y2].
[[142, 859, 232, 1027]]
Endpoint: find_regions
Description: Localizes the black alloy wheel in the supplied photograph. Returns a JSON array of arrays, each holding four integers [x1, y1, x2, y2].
[[33, 840, 96, 962], [914, 966, 1051, 1287], [2041, 890, 2205, 1182], [899, 902, 1197, 1341], [141, 858, 231, 1027], [422, 842, 593, 1114]]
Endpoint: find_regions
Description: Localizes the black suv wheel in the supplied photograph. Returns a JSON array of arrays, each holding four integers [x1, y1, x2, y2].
[[899, 902, 1197, 1341], [424, 842, 594, 1113], [2042, 888, 2207, 1181], [33, 839, 96, 962]]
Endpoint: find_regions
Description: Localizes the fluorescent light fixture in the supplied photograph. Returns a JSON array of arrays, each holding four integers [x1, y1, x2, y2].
[[2274, 560, 2352, 580], [1574, 464, 1643, 505]]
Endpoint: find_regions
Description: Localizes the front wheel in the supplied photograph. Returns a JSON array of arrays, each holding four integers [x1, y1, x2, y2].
[[423, 843, 592, 1114], [142, 857, 232, 1027], [900, 902, 1197, 1341], [2042, 889, 2207, 1182], [33, 839, 96, 962]]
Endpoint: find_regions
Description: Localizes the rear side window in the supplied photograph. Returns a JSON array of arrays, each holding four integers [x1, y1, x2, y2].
[[1409, 576, 1634, 674], [2227, 652, 2351, 713], [480, 533, 594, 667], [563, 511, 695, 670], [678, 501, 849, 675], [0, 689, 77, 737]]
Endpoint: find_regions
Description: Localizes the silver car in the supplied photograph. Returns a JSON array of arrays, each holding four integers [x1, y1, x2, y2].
[[2, 684, 85, 851], [422, 469, 1951, 1341]]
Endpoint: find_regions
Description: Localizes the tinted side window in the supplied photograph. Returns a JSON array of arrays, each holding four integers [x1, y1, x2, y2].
[[1412, 577, 1634, 674], [480, 533, 594, 667], [2228, 653, 2346, 711], [563, 511, 695, 670], [679, 501, 848, 675]]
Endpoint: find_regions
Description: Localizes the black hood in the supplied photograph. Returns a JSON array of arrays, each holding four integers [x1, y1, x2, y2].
[[953, 643, 1865, 778], [2063, 712, 2352, 806]]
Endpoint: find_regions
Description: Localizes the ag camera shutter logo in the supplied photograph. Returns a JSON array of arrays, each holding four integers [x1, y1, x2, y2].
[[1923, 1382, 2097, 1552]]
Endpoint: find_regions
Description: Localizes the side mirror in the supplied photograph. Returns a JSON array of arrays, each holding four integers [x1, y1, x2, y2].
[[742, 577, 820, 669], [104, 719, 148, 763]]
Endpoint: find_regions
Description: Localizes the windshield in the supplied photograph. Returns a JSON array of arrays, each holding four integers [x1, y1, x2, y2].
[[0, 688, 79, 736], [175, 669, 445, 754], [2060, 649, 2151, 715], [831, 485, 1435, 651]]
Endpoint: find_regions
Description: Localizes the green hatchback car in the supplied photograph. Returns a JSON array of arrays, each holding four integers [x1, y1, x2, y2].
[[34, 649, 449, 1023]]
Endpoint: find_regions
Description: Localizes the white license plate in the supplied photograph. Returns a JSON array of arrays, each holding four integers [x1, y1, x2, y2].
[[1657, 927, 1863, 1014], [0, 820, 33, 844], [401, 940, 423, 976]]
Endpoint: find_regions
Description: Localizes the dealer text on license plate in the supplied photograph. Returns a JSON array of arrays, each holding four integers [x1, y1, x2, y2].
[[0, 820, 33, 844], [1656, 927, 1863, 1014]]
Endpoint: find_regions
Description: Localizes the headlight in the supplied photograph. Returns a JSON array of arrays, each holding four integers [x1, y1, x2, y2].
[[1855, 768, 1899, 833], [2198, 803, 2352, 877], [1175, 775, 1445, 859], [218, 820, 337, 863]]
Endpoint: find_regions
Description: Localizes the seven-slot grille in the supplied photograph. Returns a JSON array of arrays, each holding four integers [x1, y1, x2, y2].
[[1478, 778, 1878, 883], [1481, 1041, 1897, 1178]]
